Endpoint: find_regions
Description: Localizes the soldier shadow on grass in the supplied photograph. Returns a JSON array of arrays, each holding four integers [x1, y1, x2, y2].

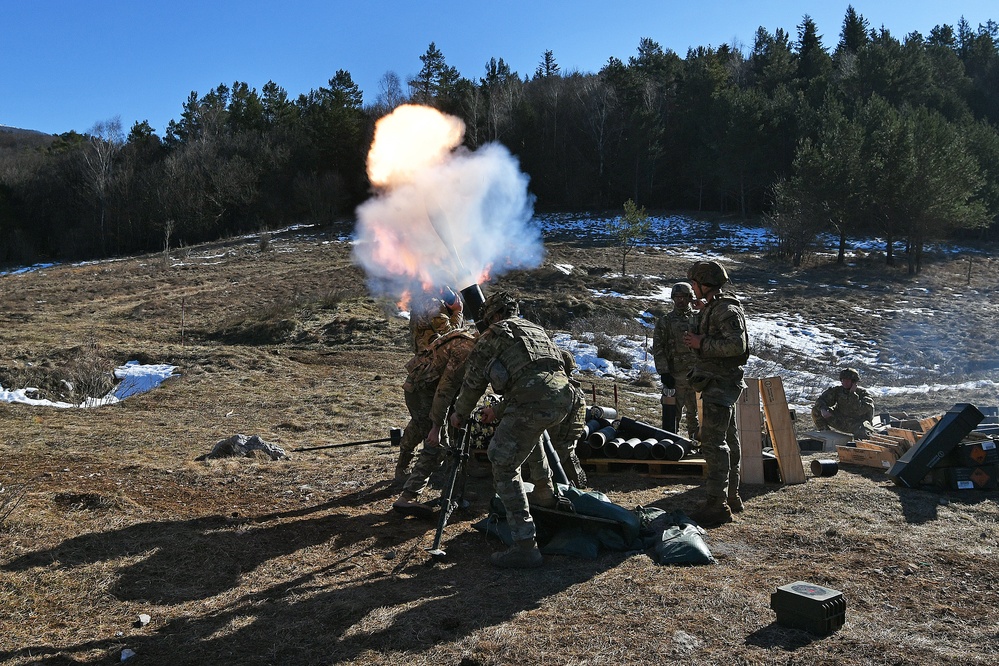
[[0, 482, 626, 665], [1, 480, 412, 605]]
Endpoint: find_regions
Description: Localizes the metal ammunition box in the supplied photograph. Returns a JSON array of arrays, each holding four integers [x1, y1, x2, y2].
[[770, 581, 846, 635]]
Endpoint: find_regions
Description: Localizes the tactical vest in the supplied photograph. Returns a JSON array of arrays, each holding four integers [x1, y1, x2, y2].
[[488, 319, 563, 393], [699, 295, 749, 369]]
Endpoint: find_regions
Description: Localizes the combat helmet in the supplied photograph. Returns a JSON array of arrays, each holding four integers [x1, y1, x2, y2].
[[479, 291, 519, 323], [687, 261, 729, 287], [839, 368, 860, 382], [671, 281, 694, 298]]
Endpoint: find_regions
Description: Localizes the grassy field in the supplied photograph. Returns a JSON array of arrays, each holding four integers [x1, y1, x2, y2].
[[0, 226, 997, 665]]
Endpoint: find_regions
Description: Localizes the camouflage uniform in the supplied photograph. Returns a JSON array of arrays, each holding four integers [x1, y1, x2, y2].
[[453, 317, 575, 544], [401, 329, 477, 497], [687, 293, 748, 506], [525, 349, 587, 487], [396, 294, 463, 479], [652, 303, 700, 439], [812, 385, 875, 439]]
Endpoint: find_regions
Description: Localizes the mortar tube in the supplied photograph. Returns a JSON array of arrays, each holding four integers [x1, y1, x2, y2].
[[459, 283, 485, 322]]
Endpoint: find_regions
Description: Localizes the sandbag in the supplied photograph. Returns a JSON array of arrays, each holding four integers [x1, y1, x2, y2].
[[651, 521, 715, 565]]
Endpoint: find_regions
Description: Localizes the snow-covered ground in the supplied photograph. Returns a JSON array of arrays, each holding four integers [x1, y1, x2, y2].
[[0, 362, 177, 408]]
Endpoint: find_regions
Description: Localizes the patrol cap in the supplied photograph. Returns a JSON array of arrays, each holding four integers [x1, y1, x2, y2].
[[479, 291, 519, 323], [687, 261, 729, 287], [839, 368, 860, 382], [671, 282, 694, 298]]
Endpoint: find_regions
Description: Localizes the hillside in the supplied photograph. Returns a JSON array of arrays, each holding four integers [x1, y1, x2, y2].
[[0, 223, 997, 665]]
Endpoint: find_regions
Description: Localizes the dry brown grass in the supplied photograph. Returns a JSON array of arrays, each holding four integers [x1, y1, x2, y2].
[[0, 229, 997, 665]]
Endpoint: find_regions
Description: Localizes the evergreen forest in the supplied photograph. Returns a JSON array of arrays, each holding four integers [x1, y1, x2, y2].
[[2, 7, 998, 274]]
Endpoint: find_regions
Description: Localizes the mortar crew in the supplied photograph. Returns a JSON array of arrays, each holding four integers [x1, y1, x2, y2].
[[652, 281, 700, 440], [395, 288, 465, 483], [409, 286, 464, 353], [812, 368, 875, 439], [449, 291, 576, 569], [392, 325, 478, 514], [682, 261, 749, 527], [524, 348, 588, 488]]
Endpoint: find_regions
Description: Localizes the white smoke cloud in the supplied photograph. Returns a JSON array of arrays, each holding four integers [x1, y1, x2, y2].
[[352, 105, 543, 301]]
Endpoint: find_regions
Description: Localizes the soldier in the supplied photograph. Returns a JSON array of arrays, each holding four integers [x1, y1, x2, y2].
[[523, 348, 588, 489], [395, 289, 464, 483], [392, 325, 478, 515], [449, 291, 576, 568], [812, 368, 875, 439], [652, 281, 700, 439], [682, 261, 749, 527]]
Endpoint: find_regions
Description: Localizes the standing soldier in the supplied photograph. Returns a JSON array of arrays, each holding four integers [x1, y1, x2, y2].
[[524, 348, 588, 489], [449, 292, 575, 568], [812, 368, 875, 439], [682, 261, 749, 526], [392, 326, 478, 515], [652, 282, 700, 439], [395, 288, 463, 483]]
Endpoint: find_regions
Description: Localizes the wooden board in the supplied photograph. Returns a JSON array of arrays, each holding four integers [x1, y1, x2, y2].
[[759, 376, 806, 484], [736, 379, 765, 484], [837, 444, 898, 470], [857, 440, 904, 456], [887, 427, 922, 445]]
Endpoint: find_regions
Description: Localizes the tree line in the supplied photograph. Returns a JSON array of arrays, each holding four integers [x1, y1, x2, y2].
[[1, 6, 997, 273]]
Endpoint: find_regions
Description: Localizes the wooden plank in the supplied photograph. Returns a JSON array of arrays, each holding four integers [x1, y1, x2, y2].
[[759, 376, 806, 484], [887, 427, 922, 445], [736, 379, 765, 484], [918, 415, 942, 432], [856, 440, 904, 456]]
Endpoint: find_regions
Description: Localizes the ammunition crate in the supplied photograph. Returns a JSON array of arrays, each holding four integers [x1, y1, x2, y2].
[[771, 581, 846, 635], [836, 444, 898, 470], [949, 439, 999, 467], [928, 464, 999, 490]]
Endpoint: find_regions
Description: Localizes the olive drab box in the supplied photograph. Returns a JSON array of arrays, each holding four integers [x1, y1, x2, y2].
[[771, 581, 846, 635]]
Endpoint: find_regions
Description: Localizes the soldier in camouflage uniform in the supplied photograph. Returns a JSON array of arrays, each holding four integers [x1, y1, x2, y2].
[[812, 368, 875, 439], [450, 291, 575, 568], [652, 281, 700, 439], [524, 348, 588, 488], [395, 289, 464, 483], [682, 261, 749, 527], [392, 326, 478, 515]]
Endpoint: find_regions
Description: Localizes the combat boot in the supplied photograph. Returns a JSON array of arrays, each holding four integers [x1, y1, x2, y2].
[[491, 538, 543, 569], [393, 451, 414, 485], [690, 497, 733, 527], [392, 491, 434, 519], [728, 491, 745, 513], [526, 483, 558, 509]]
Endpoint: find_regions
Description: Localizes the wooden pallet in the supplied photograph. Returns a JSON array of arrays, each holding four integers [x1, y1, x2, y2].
[[582, 456, 709, 478]]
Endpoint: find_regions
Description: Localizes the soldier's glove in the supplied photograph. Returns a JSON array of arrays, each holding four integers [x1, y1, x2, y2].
[[661, 373, 676, 390]]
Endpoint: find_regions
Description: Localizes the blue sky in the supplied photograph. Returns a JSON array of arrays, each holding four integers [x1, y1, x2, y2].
[[2, 1, 995, 136]]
